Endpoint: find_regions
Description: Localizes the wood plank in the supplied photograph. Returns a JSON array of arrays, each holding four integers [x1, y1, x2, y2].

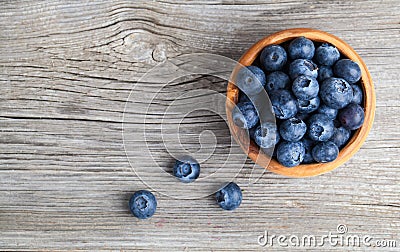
[[1, 0, 399, 250]]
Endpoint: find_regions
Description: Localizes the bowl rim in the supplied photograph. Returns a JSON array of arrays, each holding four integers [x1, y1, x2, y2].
[[226, 28, 376, 177]]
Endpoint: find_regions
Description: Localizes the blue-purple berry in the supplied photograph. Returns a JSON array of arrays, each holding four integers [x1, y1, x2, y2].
[[317, 66, 334, 82], [216, 182, 242, 211], [315, 43, 340, 66], [301, 137, 316, 164], [288, 36, 315, 60], [297, 96, 320, 114], [307, 113, 335, 142], [351, 84, 363, 105], [173, 156, 200, 183], [232, 102, 259, 129], [129, 190, 157, 219], [236, 66, 266, 96], [333, 59, 362, 84], [320, 77, 353, 109], [279, 117, 307, 142], [265, 71, 290, 93], [312, 141, 339, 163], [331, 126, 351, 148], [292, 75, 319, 100], [289, 59, 318, 80], [317, 104, 338, 119], [253, 122, 279, 148], [277, 141, 305, 167], [260, 45, 287, 71], [269, 89, 298, 119], [338, 103, 364, 130]]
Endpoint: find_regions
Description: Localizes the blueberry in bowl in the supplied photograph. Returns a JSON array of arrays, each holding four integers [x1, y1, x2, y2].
[[227, 28, 375, 177], [231, 101, 259, 129]]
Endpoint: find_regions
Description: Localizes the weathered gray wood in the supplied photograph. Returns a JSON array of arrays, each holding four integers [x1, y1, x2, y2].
[[1, 0, 399, 251]]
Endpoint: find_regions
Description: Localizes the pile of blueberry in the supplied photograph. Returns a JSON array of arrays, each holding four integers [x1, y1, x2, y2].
[[129, 157, 242, 219], [233, 37, 365, 167]]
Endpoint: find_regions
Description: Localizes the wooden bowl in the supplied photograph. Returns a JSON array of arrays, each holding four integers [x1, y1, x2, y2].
[[226, 28, 376, 177]]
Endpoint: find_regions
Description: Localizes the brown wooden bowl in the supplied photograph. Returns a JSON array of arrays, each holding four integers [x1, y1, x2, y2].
[[226, 28, 376, 177]]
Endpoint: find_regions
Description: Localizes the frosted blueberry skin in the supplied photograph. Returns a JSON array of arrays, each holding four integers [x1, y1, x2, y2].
[[276, 141, 305, 167], [269, 89, 298, 120], [338, 103, 365, 130], [232, 102, 259, 129], [253, 122, 279, 149], [333, 59, 362, 84], [129, 190, 157, 219], [314, 43, 340, 66], [351, 84, 363, 105], [307, 113, 335, 142], [265, 71, 290, 93], [317, 104, 338, 119], [236, 66, 266, 96], [297, 96, 320, 114], [288, 36, 315, 60], [320, 77, 353, 109], [279, 117, 307, 142], [331, 126, 351, 148], [260, 45, 288, 71], [301, 137, 316, 164], [312, 141, 339, 163], [289, 59, 318, 80], [317, 66, 334, 82], [173, 156, 200, 183], [216, 182, 242, 211], [292, 75, 319, 100]]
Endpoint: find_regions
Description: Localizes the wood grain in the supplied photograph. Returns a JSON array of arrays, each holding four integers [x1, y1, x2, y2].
[[1, 0, 400, 251]]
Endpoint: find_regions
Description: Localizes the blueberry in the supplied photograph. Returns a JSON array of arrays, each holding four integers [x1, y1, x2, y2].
[[312, 141, 339, 163], [235, 66, 266, 96], [351, 84, 363, 104], [320, 77, 353, 109], [232, 102, 259, 129], [216, 182, 242, 211], [297, 96, 320, 114], [317, 104, 338, 119], [333, 59, 362, 84], [279, 117, 307, 142], [292, 75, 319, 100], [288, 36, 315, 60], [301, 137, 315, 164], [314, 43, 340, 66], [338, 103, 365, 130], [289, 59, 318, 80], [276, 141, 305, 167], [269, 90, 298, 119], [253, 122, 279, 148], [317, 66, 334, 82], [265, 71, 290, 93], [307, 113, 335, 142], [260, 45, 287, 71], [129, 190, 157, 219], [173, 156, 200, 183], [331, 126, 351, 148]]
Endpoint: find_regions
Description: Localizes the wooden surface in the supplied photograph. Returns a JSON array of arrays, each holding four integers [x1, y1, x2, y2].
[[1, 0, 399, 251]]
